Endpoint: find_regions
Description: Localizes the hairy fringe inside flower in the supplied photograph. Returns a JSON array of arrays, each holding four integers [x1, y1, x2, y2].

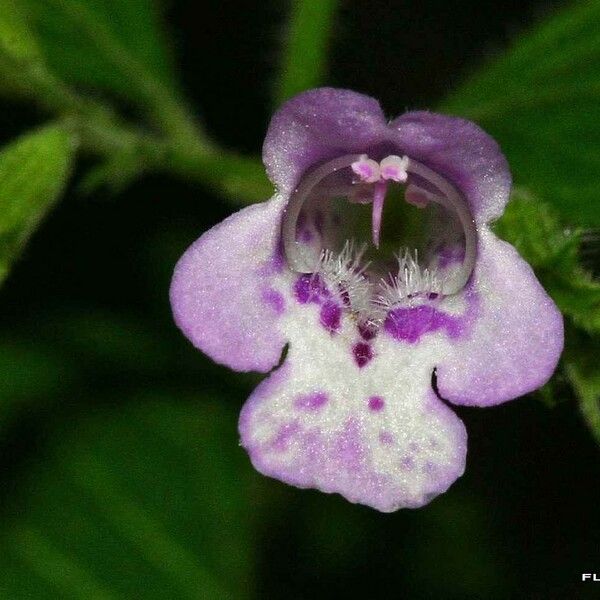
[[315, 243, 445, 326], [316, 240, 374, 317], [375, 249, 443, 311]]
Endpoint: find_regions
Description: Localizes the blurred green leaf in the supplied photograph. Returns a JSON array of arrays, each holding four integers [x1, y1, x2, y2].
[[0, 338, 76, 427], [0, 124, 74, 286], [0, 395, 260, 599], [565, 331, 600, 445], [0, 0, 40, 62], [274, 0, 339, 106], [493, 188, 579, 271], [441, 0, 600, 226], [0, 0, 47, 97], [21, 0, 176, 101], [495, 188, 600, 334]]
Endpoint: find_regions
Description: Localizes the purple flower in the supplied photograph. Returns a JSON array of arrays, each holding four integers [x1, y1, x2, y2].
[[170, 88, 563, 512]]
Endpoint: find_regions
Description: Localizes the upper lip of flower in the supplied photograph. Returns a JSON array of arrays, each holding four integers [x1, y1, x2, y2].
[[170, 87, 564, 512]]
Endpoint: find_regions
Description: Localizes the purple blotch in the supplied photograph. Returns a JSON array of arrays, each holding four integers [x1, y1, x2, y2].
[[295, 391, 328, 411], [401, 456, 415, 470], [320, 301, 341, 333], [262, 288, 285, 314], [335, 419, 364, 473], [294, 273, 329, 304], [379, 431, 394, 445], [353, 342, 373, 368], [384, 305, 463, 343], [368, 396, 385, 411], [423, 461, 437, 475], [358, 321, 377, 341], [271, 421, 300, 451]]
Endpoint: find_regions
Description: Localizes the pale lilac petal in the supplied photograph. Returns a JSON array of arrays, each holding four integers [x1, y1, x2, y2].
[[170, 195, 288, 372], [263, 88, 387, 193], [390, 111, 512, 223], [239, 323, 467, 512], [435, 227, 564, 406]]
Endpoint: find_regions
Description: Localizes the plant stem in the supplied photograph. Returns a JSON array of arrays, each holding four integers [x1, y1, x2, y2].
[[49, 0, 210, 151]]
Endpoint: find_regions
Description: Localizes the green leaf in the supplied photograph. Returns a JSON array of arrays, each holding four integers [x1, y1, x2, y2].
[[494, 188, 600, 334], [21, 0, 176, 100], [0, 337, 77, 427], [0, 124, 74, 285], [0, 395, 260, 599], [0, 0, 40, 62], [441, 0, 600, 226], [564, 331, 600, 445], [274, 0, 339, 106]]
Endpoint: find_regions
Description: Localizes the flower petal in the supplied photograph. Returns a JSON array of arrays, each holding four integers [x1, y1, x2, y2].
[[263, 88, 387, 193], [390, 111, 512, 223], [170, 195, 288, 372], [239, 305, 467, 511], [435, 228, 563, 406]]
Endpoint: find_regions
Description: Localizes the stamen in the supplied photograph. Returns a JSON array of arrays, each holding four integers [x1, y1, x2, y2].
[[351, 155, 380, 183], [371, 181, 387, 248], [380, 155, 409, 182]]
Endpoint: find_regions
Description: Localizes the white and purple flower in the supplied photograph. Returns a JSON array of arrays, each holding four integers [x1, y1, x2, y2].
[[170, 88, 563, 512]]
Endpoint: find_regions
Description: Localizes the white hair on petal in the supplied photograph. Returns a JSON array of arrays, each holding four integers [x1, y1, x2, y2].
[[316, 240, 374, 317], [374, 248, 443, 310]]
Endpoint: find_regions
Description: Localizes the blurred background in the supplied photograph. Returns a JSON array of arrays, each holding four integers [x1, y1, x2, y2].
[[0, 0, 599, 598]]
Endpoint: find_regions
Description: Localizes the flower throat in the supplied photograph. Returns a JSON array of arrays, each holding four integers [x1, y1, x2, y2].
[[282, 153, 477, 327]]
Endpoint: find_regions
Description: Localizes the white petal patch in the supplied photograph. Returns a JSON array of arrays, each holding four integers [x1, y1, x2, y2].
[[239, 277, 467, 512]]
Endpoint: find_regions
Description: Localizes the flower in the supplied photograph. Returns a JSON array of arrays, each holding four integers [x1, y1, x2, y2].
[[170, 88, 563, 512]]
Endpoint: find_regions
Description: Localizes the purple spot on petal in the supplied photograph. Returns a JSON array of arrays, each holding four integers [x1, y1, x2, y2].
[[384, 305, 463, 343], [334, 419, 364, 473], [379, 431, 394, 445], [294, 273, 328, 304], [368, 396, 385, 411], [271, 421, 300, 451], [353, 342, 373, 368], [423, 462, 437, 475], [262, 288, 285, 314], [320, 301, 341, 333], [294, 391, 328, 411], [358, 321, 377, 341], [401, 456, 415, 470]]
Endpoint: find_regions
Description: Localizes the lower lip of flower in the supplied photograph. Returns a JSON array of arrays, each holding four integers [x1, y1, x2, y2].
[[281, 152, 477, 327]]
